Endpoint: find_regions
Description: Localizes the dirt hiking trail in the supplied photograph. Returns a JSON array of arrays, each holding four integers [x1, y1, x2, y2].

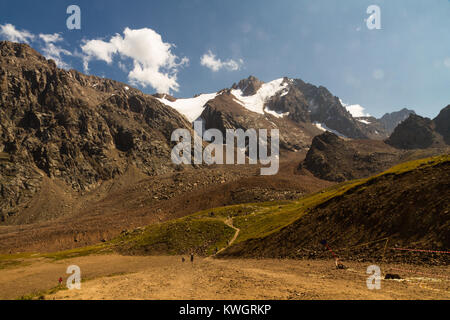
[[216, 218, 240, 255]]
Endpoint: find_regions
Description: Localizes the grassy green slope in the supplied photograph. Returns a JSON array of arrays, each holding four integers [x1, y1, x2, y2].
[[112, 218, 235, 256]]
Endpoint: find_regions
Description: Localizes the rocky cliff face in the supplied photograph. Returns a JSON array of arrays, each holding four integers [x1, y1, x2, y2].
[[0, 41, 191, 222], [263, 78, 311, 124], [231, 76, 263, 96], [292, 79, 368, 139]]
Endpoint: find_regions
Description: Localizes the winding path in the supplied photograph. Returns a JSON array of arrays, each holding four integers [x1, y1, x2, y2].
[[216, 218, 240, 255]]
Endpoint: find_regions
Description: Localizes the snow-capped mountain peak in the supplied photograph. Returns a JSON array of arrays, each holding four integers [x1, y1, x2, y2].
[[157, 77, 292, 123], [231, 78, 290, 116], [155, 75, 386, 143]]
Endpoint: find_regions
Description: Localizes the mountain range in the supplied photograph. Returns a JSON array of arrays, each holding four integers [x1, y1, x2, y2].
[[155, 75, 422, 145], [0, 41, 448, 257]]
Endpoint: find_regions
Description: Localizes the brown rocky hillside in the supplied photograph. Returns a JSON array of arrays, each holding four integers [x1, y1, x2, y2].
[[222, 156, 450, 264], [386, 113, 448, 149], [0, 41, 192, 222], [301, 131, 449, 182]]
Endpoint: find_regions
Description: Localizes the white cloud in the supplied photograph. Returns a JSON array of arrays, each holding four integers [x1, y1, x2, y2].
[[0, 23, 34, 43], [81, 27, 188, 93], [39, 33, 63, 43], [200, 50, 243, 72], [340, 99, 371, 118], [81, 39, 117, 66], [346, 104, 371, 117], [39, 33, 72, 69]]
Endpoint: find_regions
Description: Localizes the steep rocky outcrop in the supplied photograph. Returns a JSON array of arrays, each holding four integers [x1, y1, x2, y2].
[[301, 132, 400, 182], [385, 114, 446, 149], [0, 41, 191, 222], [231, 75, 263, 96]]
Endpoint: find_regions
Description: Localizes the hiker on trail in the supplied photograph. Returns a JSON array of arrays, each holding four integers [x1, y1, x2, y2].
[[58, 277, 63, 286], [215, 247, 218, 254], [335, 258, 346, 270], [182, 257, 185, 263], [190, 253, 194, 264]]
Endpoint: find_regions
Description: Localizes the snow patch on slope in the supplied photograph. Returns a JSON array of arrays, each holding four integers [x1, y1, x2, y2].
[[357, 119, 371, 125], [280, 90, 289, 97], [264, 108, 290, 118], [232, 78, 288, 115], [313, 122, 347, 138], [157, 93, 217, 122]]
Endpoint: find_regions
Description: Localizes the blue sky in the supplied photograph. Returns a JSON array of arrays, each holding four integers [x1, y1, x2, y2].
[[1, 0, 449, 118]]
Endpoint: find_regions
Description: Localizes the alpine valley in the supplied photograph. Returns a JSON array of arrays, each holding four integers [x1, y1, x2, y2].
[[0, 41, 449, 300]]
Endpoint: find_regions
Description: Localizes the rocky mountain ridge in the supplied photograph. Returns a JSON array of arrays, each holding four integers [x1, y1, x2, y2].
[[157, 75, 426, 147], [1, 41, 448, 227], [0, 41, 191, 221]]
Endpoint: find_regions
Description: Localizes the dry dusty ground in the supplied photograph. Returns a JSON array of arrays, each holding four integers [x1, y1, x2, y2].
[[0, 254, 448, 300]]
